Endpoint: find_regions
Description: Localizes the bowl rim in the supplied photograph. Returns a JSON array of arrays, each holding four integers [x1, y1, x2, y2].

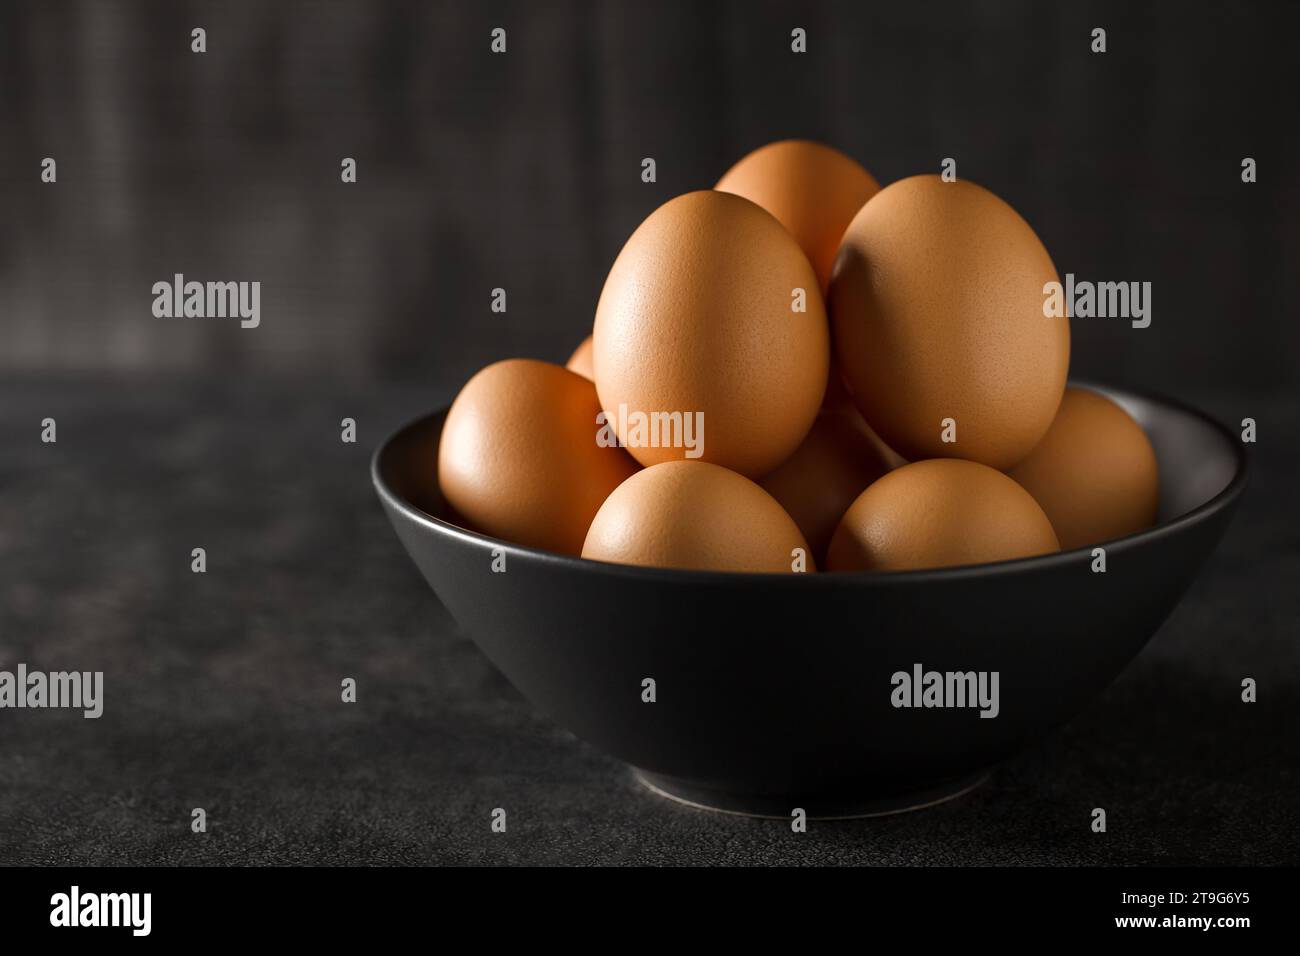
[[371, 379, 1249, 586]]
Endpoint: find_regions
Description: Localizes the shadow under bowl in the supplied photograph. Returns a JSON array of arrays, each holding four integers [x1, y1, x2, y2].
[[372, 382, 1247, 818]]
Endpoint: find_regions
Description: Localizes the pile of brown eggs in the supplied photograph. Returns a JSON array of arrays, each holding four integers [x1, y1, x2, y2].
[[437, 140, 1159, 573]]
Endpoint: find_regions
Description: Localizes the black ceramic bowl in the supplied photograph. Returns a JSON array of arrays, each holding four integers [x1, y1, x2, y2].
[[372, 383, 1246, 818]]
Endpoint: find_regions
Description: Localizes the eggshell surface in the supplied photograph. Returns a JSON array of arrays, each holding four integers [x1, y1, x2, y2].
[[566, 335, 594, 380], [582, 460, 812, 573], [438, 359, 639, 555], [716, 139, 881, 292], [1008, 387, 1159, 550], [829, 175, 1069, 471], [760, 407, 897, 563], [827, 458, 1059, 572], [593, 190, 829, 479]]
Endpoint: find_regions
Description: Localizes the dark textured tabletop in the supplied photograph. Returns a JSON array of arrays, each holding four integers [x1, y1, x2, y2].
[[1, 371, 1295, 866]]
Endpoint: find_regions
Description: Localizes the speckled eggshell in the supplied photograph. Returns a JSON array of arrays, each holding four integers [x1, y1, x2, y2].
[[827, 458, 1059, 572], [830, 175, 1069, 471], [593, 190, 829, 479], [438, 358, 639, 555], [1007, 387, 1159, 550], [716, 139, 881, 292], [582, 460, 812, 573]]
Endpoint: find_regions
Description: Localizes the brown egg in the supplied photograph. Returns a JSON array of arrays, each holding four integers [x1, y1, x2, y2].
[[583, 460, 812, 573], [438, 359, 639, 555], [821, 359, 855, 409], [1007, 387, 1159, 550], [716, 139, 881, 291], [566, 335, 594, 380], [593, 190, 829, 479], [827, 459, 1059, 572], [830, 175, 1069, 471], [862, 416, 908, 471], [820, 356, 909, 469], [760, 407, 897, 563]]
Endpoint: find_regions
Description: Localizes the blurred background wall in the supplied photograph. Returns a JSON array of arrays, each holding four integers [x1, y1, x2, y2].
[[1, 0, 1296, 394]]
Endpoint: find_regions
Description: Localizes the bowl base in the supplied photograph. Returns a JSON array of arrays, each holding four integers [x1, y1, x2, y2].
[[633, 769, 989, 820]]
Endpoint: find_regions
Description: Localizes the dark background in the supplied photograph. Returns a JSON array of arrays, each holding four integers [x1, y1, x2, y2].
[[0, 1, 1296, 866], [1, 0, 1297, 391]]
